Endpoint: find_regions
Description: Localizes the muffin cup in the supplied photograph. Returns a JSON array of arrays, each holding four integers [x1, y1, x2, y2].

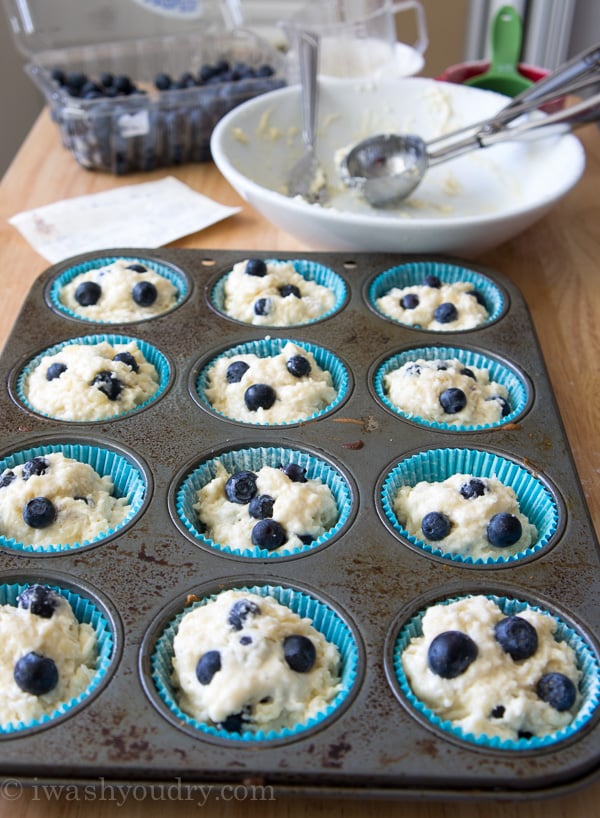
[[388, 592, 600, 751], [372, 344, 530, 431], [47, 255, 190, 324], [15, 333, 172, 422], [0, 439, 149, 553], [147, 582, 360, 743], [173, 445, 354, 559], [209, 258, 347, 327], [379, 447, 562, 566]]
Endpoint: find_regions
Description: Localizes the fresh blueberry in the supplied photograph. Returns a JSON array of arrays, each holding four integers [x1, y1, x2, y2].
[[459, 478, 487, 499], [283, 634, 316, 673], [251, 519, 287, 550], [113, 351, 139, 372], [439, 387, 467, 414], [280, 463, 307, 483], [198, 64, 216, 82], [434, 302, 458, 323], [421, 511, 452, 541], [14, 652, 59, 695], [132, 281, 157, 307], [400, 293, 419, 309], [51, 68, 66, 85], [494, 616, 538, 661], [225, 360, 249, 383], [257, 64, 275, 77], [114, 74, 133, 94], [254, 297, 271, 316], [46, 362, 67, 381], [279, 284, 301, 298], [17, 584, 60, 619], [100, 71, 114, 88], [23, 497, 56, 529], [22, 457, 49, 480], [75, 281, 101, 306], [218, 712, 246, 733], [228, 598, 261, 631], [245, 258, 267, 277], [536, 672, 577, 711], [286, 355, 311, 378], [427, 630, 478, 678], [487, 395, 511, 417], [248, 494, 275, 519], [460, 367, 477, 380], [0, 470, 16, 489], [225, 470, 258, 504], [66, 71, 87, 91], [125, 263, 148, 273], [491, 705, 505, 718], [92, 371, 123, 401], [298, 534, 314, 545], [196, 650, 221, 685], [487, 512, 522, 547], [421, 274, 441, 288], [467, 289, 487, 308], [244, 384, 276, 411]]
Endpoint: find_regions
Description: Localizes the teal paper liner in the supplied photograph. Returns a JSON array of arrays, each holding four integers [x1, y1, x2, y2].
[[176, 446, 352, 558], [0, 442, 147, 553], [368, 261, 505, 330], [150, 584, 359, 741], [380, 447, 559, 565], [48, 255, 188, 323], [392, 593, 600, 750], [373, 345, 528, 431], [195, 338, 349, 426], [16, 334, 171, 422], [0, 581, 114, 735], [211, 258, 347, 326]]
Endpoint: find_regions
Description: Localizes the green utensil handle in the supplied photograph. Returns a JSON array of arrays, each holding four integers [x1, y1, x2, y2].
[[491, 5, 523, 73]]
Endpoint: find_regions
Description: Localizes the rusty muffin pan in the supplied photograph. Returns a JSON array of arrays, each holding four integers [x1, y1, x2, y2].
[[0, 248, 599, 800]]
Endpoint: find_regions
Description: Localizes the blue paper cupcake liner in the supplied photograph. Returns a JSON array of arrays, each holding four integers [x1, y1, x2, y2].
[[373, 345, 529, 431], [210, 258, 347, 326], [380, 447, 560, 565], [367, 261, 505, 330], [48, 255, 189, 323], [391, 593, 600, 751], [16, 333, 171, 422], [195, 338, 349, 426], [150, 583, 359, 742], [175, 445, 353, 558], [0, 581, 114, 735], [0, 441, 147, 553]]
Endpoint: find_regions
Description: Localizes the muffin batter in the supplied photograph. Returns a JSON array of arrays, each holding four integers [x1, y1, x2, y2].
[[401, 595, 582, 741], [171, 590, 342, 733], [376, 280, 489, 330], [0, 452, 130, 548]]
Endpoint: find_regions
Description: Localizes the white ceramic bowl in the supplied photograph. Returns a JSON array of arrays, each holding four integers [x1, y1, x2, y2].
[[210, 77, 586, 256]]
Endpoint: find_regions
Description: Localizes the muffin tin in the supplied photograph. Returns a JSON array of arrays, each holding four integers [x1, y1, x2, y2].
[[1, 248, 599, 799]]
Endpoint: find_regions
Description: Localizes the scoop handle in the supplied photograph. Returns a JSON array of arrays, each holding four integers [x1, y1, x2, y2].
[[489, 6, 523, 73]]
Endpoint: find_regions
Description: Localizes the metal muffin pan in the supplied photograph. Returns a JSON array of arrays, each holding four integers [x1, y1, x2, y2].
[[0, 247, 599, 799]]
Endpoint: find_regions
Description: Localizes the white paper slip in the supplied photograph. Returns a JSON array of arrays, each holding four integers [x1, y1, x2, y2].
[[9, 176, 241, 264]]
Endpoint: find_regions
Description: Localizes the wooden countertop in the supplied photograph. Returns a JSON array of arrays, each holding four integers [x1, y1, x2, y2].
[[0, 109, 599, 818]]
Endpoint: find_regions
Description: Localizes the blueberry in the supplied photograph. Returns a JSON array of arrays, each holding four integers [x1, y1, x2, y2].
[[244, 384, 276, 411], [114, 74, 133, 94], [286, 355, 311, 378], [439, 387, 467, 414], [228, 598, 261, 631], [245, 258, 267, 277], [487, 512, 522, 547], [251, 519, 287, 550], [196, 650, 221, 685], [491, 705, 505, 718], [225, 470, 258, 504], [240, 635, 252, 645], [226, 360, 249, 383], [494, 616, 538, 661], [536, 672, 577, 711], [400, 293, 419, 309], [17, 584, 60, 619], [92, 371, 123, 401], [283, 634, 316, 673], [198, 64, 216, 82], [254, 297, 271, 316], [66, 71, 87, 91], [459, 478, 487, 499], [46, 362, 67, 381], [81, 80, 101, 97], [22, 457, 49, 480], [487, 395, 511, 417], [279, 284, 301, 298], [218, 712, 245, 733], [421, 511, 451, 541], [467, 289, 487, 308], [460, 367, 477, 380], [100, 71, 114, 88], [280, 463, 307, 483], [23, 497, 56, 529], [75, 281, 101, 306], [298, 534, 314, 545], [434, 302, 458, 323], [125, 263, 148, 273], [427, 630, 478, 678], [51, 68, 66, 85], [14, 652, 59, 696], [0, 470, 16, 489], [257, 64, 275, 77], [421, 274, 441, 288], [248, 494, 275, 519], [113, 351, 139, 372], [132, 281, 157, 307]]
